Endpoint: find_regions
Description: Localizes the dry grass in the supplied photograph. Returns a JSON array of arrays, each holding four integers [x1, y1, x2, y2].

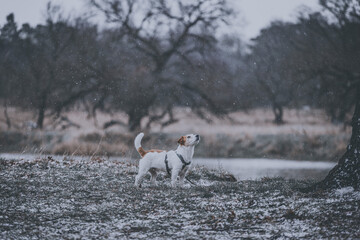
[[0, 107, 351, 160], [0, 107, 347, 136]]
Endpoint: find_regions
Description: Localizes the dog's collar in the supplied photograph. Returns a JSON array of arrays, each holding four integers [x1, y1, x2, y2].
[[164, 154, 171, 176], [164, 152, 191, 176], [176, 152, 191, 166]]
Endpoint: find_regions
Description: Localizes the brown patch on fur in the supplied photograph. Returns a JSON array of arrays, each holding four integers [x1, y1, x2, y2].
[[138, 147, 164, 157], [148, 149, 164, 153], [138, 147, 147, 157], [178, 136, 186, 146]]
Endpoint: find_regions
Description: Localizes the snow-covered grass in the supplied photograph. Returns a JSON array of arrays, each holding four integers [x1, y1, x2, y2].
[[0, 153, 336, 180], [1, 156, 359, 239]]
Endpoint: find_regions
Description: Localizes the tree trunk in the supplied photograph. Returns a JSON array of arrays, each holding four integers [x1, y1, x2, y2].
[[4, 99, 11, 130], [313, 91, 360, 190], [329, 106, 349, 124], [37, 106, 45, 129], [128, 109, 145, 132], [273, 104, 284, 125], [36, 92, 47, 129], [4, 101, 11, 129]]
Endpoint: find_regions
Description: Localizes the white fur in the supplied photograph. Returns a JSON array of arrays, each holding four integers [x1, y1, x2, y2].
[[134, 132, 144, 150], [134, 133, 200, 188]]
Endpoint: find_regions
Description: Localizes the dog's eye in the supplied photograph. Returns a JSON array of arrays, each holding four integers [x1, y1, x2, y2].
[[187, 136, 190, 138]]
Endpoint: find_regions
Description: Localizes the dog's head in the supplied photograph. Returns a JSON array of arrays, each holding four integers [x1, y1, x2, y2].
[[178, 134, 200, 147]]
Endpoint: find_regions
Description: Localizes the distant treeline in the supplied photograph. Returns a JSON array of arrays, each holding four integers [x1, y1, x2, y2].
[[0, 0, 359, 131]]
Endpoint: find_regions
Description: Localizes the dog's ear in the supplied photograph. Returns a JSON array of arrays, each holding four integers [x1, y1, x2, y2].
[[177, 136, 186, 145]]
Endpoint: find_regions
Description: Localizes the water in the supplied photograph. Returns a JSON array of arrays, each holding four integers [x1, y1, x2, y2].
[[0, 153, 336, 180], [195, 158, 336, 180]]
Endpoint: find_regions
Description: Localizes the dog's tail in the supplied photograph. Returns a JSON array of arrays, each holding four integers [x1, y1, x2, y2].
[[134, 132, 146, 157]]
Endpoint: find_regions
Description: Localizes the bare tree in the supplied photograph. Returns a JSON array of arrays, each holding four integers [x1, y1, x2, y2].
[[6, 4, 103, 129], [91, 0, 233, 131], [249, 0, 360, 189], [0, 13, 19, 129], [302, 0, 360, 190], [247, 22, 301, 124], [16, 4, 79, 129], [292, 10, 358, 123]]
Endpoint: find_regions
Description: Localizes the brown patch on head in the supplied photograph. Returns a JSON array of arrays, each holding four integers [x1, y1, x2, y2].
[[177, 136, 186, 146]]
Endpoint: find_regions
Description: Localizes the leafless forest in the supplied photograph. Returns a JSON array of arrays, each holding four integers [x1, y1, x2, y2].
[[0, 0, 359, 184], [0, 0, 358, 130], [0, 0, 360, 238]]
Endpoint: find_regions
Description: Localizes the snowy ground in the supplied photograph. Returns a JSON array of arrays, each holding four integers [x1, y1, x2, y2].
[[1, 155, 359, 239], [0, 153, 336, 180]]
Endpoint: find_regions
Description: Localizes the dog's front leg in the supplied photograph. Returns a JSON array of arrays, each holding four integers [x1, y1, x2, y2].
[[171, 167, 181, 187], [178, 170, 187, 187]]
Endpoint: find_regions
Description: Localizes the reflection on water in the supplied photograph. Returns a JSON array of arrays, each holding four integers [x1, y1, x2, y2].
[[195, 158, 336, 180]]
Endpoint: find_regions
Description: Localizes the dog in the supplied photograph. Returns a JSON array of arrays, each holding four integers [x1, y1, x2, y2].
[[134, 132, 200, 187]]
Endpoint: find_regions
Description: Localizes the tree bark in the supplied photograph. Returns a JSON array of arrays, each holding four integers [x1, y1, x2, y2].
[[36, 92, 47, 129], [128, 108, 147, 132], [37, 106, 45, 129], [312, 88, 360, 190], [273, 104, 284, 125], [4, 101, 11, 129]]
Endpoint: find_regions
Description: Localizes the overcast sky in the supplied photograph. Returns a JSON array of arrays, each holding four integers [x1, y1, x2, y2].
[[0, 0, 321, 40]]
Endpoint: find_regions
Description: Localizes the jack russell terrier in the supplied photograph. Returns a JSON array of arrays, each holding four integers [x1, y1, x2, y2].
[[134, 132, 200, 187]]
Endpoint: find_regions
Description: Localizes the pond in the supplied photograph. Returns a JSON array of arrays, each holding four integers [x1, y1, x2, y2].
[[195, 158, 336, 180]]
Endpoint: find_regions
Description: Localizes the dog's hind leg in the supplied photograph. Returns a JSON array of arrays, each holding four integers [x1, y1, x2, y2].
[[149, 168, 158, 186], [135, 173, 143, 188], [135, 171, 147, 188], [135, 163, 149, 188]]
